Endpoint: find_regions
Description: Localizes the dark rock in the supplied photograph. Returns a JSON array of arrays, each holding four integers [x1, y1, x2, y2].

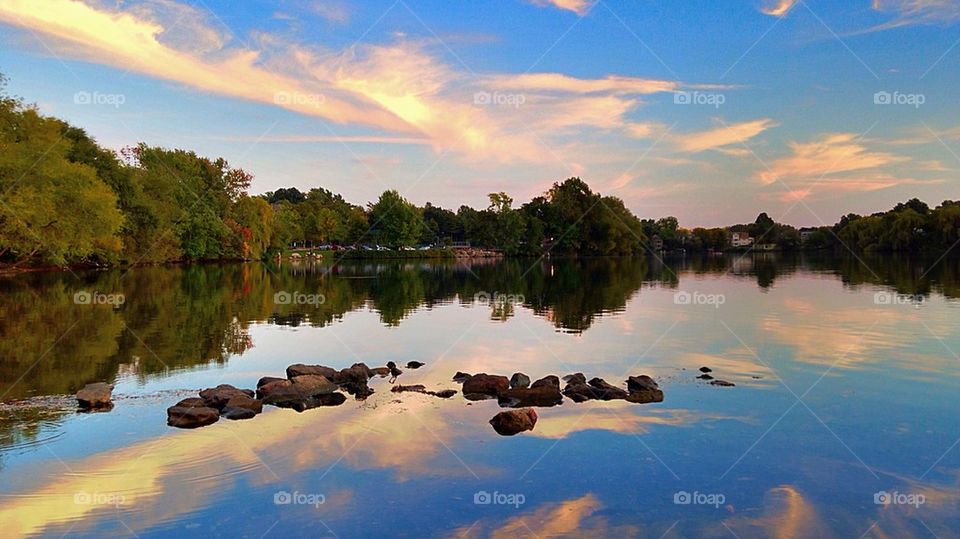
[[531, 375, 560, 390], [710, 380, 735, 387], [510, 373, 531, 389], [286, 392, 347, 412], [498, 384, 563, 408], [452, 372, 472, 382], [489, 408, 538, 436], [697, 374, 714, 380], [699, 366, 713, 373], [406, 361, 425, 369], [626, 389, 665, 404], [391, 384, 426, 393], [76, 383, 113, 409], [258, 375, 340, 407], [562, 373, 586, 385], [432, 389, 457, 399], [587, 378, 629, 400], [224, 395, 263, 414], [391, 385, 458, 399], [221, 407, 257, 420], [286, 364, 338, 380], [386, 361, 403, 380], [463, 393, 497, 401], [173, 397, 208, 408], [167, 404, 220, 428], [257, 376, 285, 388], [370, 367, 390, 377], [462, 374, 509, 397], [199, 384, 255, 410], [626, 375, 658, 392], [337, 364, 374, 399], [562, 383, 604, 402]]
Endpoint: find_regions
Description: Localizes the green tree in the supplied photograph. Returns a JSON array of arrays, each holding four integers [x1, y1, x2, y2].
[[369, 190, 422, 248]]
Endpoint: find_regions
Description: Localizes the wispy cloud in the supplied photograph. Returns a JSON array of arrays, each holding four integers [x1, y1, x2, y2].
[[760, 0, 799, 17], [674, 119, 777, 153], [865, 0, 960, 31], [529, 0, 595, 16]]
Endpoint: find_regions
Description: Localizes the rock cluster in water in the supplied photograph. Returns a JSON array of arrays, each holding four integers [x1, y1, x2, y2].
[[161, 363, 665, 436], [76, 382, 113, 410]]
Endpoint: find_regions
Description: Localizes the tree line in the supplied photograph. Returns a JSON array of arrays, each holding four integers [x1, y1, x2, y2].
[[1, 74, 958, 267]]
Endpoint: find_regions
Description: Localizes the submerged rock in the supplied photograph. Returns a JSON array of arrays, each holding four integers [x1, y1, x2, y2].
[[462, 374, 509, 397], [490, 408, 538, 436], [710, 380, 735, 387], [406, 361, 425, 369], [221, 407, 257, 420], [76, 383, 113, 409], [696, 374, 714, 380], [167, 400, 220, 428], [626, 389, 664, 404], [452, 372, 472, 382], [509, 373, 531, 389], [699, 366, 713, 373], [391, 385, 458, 399]]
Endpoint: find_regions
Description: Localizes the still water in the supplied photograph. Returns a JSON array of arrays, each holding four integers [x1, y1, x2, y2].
[[0, 254, 958, 538]]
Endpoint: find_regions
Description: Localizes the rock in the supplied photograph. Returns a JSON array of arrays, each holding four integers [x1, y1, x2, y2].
[[406, 361, 425, 369], [391, 385, 458, 399], [531, 375, 560, 390], [391, 384, 426, 393], [626, 389, 664, 404], [221, 407, 257, 420], [710, 380, 735, 387], [337, 364, 374, 399], [587, 378, 629, 400], [199, 384, 255, 410], [452, 372, 472, 382], [510, 373, 531, 389], [462, 373, 509, 397], [626, 375, 658, 392], [286, 364, 339, 380], [370, 367, 390, 377], [76, 383, 113, 409], [498, 384, 563, 408], [287, 392, 347, 412], [562, 382, 604, 402], [432, 389, 457, 399], [489, 409, 538, 436], [257, 376, 285, 388], [167, 404, 220, 428], [699, 366, 713, 373], [173, 397, 208, 408], [562, 373, 587, 385], [224, 395, 262, 414], [697, 374, 714, 380], [258, 375, 341, 407]]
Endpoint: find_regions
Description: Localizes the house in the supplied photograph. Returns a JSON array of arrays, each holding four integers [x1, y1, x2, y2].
[[730, 231, 753, 248], [650, 234, 664, 251], [799, 227, 817, 243]]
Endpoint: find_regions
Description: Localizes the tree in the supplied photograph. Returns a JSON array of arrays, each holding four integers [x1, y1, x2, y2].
[[369, 190, 422, 248]]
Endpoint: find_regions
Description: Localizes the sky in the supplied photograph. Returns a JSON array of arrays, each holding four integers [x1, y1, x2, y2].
[[0, 0, 958, 227]]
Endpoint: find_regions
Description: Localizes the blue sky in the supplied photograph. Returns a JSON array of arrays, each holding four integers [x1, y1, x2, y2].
[[0, 0, 958, 226]]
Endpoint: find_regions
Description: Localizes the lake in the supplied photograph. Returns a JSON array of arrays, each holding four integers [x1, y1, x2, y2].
[[0, 253, 959, 538]]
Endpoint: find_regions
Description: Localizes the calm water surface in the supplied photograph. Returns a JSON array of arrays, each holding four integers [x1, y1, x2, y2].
[[0, 254, 959, 538]]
